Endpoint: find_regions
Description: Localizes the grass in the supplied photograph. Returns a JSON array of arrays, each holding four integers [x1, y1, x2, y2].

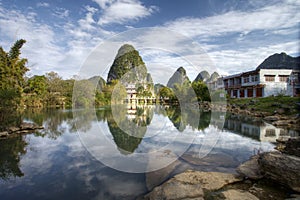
[[228, 96, 300, 116]]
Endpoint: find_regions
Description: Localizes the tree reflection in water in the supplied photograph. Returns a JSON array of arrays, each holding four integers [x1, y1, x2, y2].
[[0, 105, 213, 180], [163, 105, 211, 132], [0, 136, 27, 180]]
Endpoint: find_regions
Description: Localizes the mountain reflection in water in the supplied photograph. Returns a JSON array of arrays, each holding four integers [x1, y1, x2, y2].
[[0, 105, 298, 200]]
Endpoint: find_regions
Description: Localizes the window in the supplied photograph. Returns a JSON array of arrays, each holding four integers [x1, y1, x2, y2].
[[279, 75, 289, 82], [264, 75, 275, 82], [265, 129, 276, 137], [280, 129, 288, 136], [243, 77, 249, 83], [251, 75, 258, 82]]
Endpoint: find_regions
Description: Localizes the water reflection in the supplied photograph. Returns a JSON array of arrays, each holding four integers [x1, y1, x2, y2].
[[108, 104, 154, 154], [0, 136, 27, 180], [0, 106, 299, 199], [224, 114, 299, 142]]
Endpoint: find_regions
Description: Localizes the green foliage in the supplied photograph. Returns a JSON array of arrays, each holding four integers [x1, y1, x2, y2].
[[0, 39, 28, 107], [228, 96, 300, 116], [25, 75, 48, 96], [192, 80, 211, 102], [136, 85, 152, 98], [45, 71, 63, 93], [158, 86, 175, 100]]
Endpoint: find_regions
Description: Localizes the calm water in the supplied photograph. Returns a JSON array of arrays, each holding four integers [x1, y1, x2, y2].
[[0, 105, 298, 200]]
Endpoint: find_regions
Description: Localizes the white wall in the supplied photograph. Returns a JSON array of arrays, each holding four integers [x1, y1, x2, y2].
[[259, 69, 292, 97]]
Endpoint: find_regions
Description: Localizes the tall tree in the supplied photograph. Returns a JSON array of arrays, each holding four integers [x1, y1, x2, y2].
[[0, 39, 28, 107]]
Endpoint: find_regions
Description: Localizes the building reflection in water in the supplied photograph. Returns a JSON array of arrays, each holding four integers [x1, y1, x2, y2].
[[224, 115, 299, 142]]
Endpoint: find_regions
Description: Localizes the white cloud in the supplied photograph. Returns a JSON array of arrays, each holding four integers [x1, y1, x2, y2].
[[159, 0, 300, 75], [210, 41, 300, 75], [93, 0, 158, 25], [0, 7, 67, 75], [164, 1, 300, 39], [36, 2, 50, 8], [78, 6, 98, 31], [53, 7, 70, 18]]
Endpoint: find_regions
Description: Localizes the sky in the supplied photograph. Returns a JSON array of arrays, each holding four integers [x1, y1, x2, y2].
[[0, 0, 299, 84]]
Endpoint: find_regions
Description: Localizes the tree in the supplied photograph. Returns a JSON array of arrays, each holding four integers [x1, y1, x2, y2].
[[45, 71, 63, 93], [26, 75, 48, 96], [158, 86, 175, 100], [137, 85, 152, 98], [192, 80, 211, 102], [0, 39, 28, 106]]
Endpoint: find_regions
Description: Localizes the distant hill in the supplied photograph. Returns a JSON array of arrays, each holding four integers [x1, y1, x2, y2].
[[107, 44, 148, 83], [154, 83, 165, 95], [194, 71, 210, 82], [167, 67, 190, 89], [209, 72, 220, 82], [88, 76, 106, 91], [256, 52, 300, 70], [194, 71, 220, 83]]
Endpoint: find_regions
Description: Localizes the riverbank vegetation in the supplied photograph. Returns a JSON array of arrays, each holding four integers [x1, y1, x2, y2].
[[228, 96, 300, 116]]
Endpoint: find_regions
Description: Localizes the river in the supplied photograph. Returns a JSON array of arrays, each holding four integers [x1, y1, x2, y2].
[[0, 105, 298, 199]]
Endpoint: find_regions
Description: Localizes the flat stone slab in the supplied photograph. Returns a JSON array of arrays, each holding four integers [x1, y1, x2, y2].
[[221, 189, 259, 200]]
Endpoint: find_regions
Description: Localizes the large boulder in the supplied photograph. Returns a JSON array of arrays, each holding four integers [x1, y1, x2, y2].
[[258, 151, 300, 192], [143, 170, 243, 200], [173, 170, 242, 191], [236, 155, 263, 179], [143, 176, 204, 200]]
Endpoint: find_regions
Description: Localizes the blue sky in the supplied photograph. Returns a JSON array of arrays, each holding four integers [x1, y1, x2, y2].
[[0, 0, 299, 83]]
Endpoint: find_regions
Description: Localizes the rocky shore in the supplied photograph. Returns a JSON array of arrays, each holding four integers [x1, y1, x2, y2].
[[141, 138, 300, 200], [0, 122, 44, 139], [199, 101, 300, 131], [227, 104, 300, 131]]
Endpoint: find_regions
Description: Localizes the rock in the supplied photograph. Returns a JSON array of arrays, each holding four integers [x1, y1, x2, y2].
[[0, 131, 9, 137], [173, 170, 242, 191], [272, 120, 291, 126], [8, 126, 20, 132], [276, 108, 286, 115], [143, 177, 204, 200], [281, 138, 300, 157], [264, 115, 280, 122], [143, 170, 242, 200], [236, 155, 263, 179], [259, 151, 300, 192], [220, 189, 259, 200], [20, 122, 43, 130]]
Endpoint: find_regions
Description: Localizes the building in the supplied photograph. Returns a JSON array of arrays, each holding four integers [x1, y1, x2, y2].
[[124, 83, 155, 103], [223, 69, 300, 98], [125, 84, 137, 103], [207, 76, 225, 91]]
